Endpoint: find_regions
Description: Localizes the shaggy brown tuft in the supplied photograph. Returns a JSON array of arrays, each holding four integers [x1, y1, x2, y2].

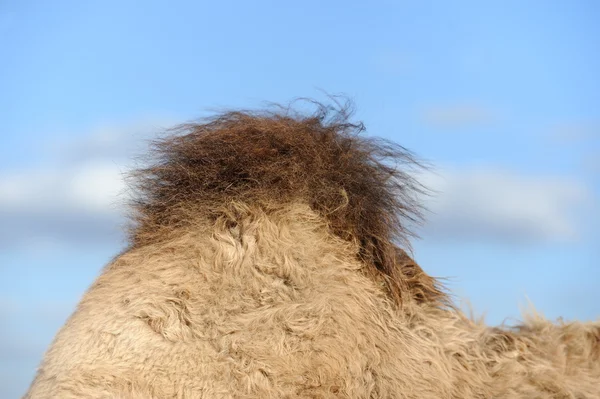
[[396, 248, 447, 306], [129, 100, 435, 304]]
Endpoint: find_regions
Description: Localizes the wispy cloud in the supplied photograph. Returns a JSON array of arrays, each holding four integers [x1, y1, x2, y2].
[[0, 120, 171, 249], [1, 118, 594, 249], [420, 105, 496, 128], [419, 167, 592, 244], [0, 165, 127, 249], [582, 155, 600, 175], [547, 122, 600, 143], [50, 119, 175, 164]]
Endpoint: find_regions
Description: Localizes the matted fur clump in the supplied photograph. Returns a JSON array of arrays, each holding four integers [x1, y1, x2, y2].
[[25, 100, 599, 398], [130, 102, 432, 304]]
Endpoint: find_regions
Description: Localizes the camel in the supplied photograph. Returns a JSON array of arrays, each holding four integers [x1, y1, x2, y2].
[[26, 101, 600, 398]]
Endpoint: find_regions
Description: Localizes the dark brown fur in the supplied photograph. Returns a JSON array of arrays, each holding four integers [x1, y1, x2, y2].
[[129, 100, 441, 305]]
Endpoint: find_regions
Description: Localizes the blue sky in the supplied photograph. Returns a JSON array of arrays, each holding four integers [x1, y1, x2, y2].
[[1, 1, 599, 397]]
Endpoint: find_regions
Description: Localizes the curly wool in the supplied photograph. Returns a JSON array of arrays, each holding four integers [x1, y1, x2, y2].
[[128, 101, 434, 305], [26, 101, 599, 398]]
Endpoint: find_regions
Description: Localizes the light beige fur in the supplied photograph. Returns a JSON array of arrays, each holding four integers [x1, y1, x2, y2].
[[26, 102, 599, 398], [26, 203, 600, 398]]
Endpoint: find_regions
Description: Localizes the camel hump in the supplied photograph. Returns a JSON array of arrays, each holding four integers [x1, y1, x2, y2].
[[128, 100, 429, 303]]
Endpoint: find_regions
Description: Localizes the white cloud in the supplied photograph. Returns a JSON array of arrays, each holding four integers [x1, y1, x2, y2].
[[0, 120, 173, 249], [419, 167, 592, 243], [0, 117, 593, 248], [0, 162, 129, 248], [0, 161, 127, 213], [66, 161, 129, 212], [51, 118, 175, 163]]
